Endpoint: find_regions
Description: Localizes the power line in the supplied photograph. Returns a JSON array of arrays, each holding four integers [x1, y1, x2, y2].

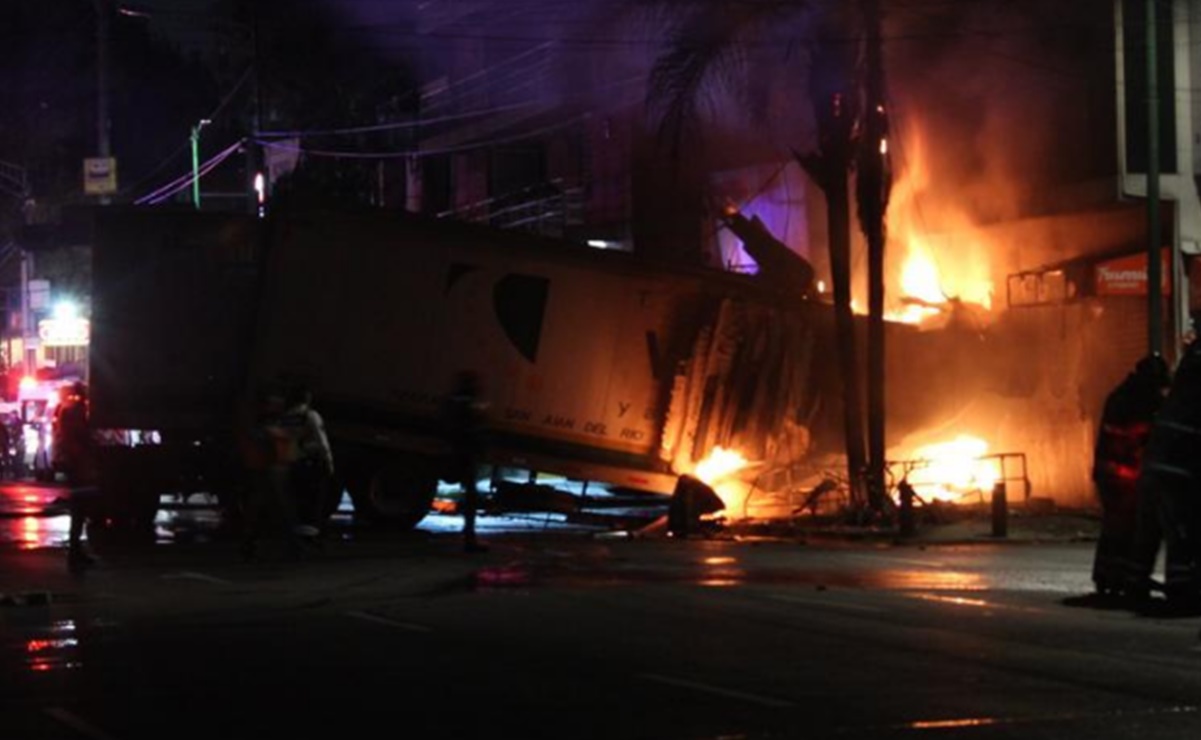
[[256, 112, 591, 160], [258, 101, 541, 138], [135, 140, 243, 205], [253, 19, 1129, 49], [420, 42, 558, 114], [120, 67, 254, 197], [257, 71, 643, 145]]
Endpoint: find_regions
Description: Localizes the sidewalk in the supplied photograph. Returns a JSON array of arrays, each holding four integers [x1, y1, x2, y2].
[[725, 503, 1102, 546], [898, 507, 1100, 544]]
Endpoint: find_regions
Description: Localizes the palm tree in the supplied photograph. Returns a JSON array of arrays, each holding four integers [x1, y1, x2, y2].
[[634, 0, 891, 512]]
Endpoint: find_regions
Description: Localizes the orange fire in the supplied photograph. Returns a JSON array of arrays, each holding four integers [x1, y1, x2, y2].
[[899, 435, 1001, 503], [692, 446, 750, 514], [877, 122, 995, 325]]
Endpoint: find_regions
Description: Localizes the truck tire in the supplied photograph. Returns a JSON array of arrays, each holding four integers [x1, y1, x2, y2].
[[93, 480, 158, 545], [349, 459, 437, 530]]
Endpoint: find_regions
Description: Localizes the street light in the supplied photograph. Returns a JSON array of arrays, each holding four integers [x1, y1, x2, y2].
[[190, 118, 211, 210]]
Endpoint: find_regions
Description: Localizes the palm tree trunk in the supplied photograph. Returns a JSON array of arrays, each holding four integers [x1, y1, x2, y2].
[[798, 96, 868, 510]]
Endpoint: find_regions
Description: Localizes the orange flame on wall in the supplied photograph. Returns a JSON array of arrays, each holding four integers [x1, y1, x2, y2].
[[878, 123, 995, 325]]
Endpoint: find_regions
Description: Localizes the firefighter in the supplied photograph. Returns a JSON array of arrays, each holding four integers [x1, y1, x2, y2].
[[1091, 355, 1170, 598], [1131, 341, 1201, 609], [54, 382, 99, 572]]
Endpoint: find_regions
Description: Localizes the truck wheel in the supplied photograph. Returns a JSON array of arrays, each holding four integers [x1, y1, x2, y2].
[[94, 481, 158, 545], [351, 461, 437, 530]]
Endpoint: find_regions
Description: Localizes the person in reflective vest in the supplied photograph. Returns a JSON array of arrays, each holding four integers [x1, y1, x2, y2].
[[1091, 355, 1170, 597]]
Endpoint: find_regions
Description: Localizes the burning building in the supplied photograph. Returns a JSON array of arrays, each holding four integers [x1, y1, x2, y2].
[[275, 1, 1201, 517], [701, 0, 1201, 514]]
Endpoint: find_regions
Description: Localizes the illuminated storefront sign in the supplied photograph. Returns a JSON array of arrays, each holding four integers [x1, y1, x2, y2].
[[1095, 249, 1171, 296], [38, 318, 90, 347]]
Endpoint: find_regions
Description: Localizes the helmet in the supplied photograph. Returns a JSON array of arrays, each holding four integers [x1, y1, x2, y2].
[[1135, 353, 1170, 388]]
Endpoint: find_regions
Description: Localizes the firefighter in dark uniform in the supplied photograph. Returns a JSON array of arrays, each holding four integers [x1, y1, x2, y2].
[[55, 382, 99, 572], [1131, 341, 1201, 608], [1091, 355, 1170, 597]]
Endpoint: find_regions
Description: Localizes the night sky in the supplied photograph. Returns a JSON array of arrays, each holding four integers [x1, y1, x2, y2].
[[2, 1, 1116, 225]]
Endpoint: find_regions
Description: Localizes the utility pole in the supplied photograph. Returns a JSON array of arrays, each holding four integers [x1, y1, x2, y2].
[[859, 0, 890, 514], [95, 0, 112, 204], [191, 119, 211, 209], [1145, 0, 1163, 357], [247, 4, 264, 215], [20, 252, 33, 376]]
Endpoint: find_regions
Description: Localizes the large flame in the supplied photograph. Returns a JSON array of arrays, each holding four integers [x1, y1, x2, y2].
[[694, 446, 747, 483], [692, 446, 750, 514], [900, 434, 1001, 503], [876, 122, 995, 325]]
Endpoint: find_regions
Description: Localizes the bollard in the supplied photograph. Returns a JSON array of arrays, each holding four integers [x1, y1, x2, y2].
[[991, 481, 1008, 538], [898, 479, 916, 538]]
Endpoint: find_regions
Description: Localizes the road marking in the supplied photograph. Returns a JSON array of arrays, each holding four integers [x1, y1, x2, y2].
[[344, 610, 432, 633], [768, 592, 885, 614], [639, 673, 795, 708], [159, 571, 232, 586], [864, 704, 1199, 733], [848, 553, 947, 569], [906, 593, 992, 608], [44, 707, 118, 740], [902, 592, 1051, 614], [907, 717, 999, 730], [888, 558, 948, 568]]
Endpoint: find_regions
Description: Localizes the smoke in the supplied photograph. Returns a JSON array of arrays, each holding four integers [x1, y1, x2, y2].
[[318, 1, 656, 115], [884, 0, 1114, 226], [875, 1, 1127, 508]]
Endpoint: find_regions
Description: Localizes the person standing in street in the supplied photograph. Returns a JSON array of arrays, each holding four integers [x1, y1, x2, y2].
[[1132, 340, 1201, 610], [55, 382, 99, 573], [0, 412, 12, 479], [1091, 355, 1170, 599], [444, 371, 489, 553], [280, 385, 335, 539], [237, 386, 304, 561]]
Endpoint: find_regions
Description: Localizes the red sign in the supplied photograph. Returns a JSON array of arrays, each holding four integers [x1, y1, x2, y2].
[[1094, 249, 1171, 296]]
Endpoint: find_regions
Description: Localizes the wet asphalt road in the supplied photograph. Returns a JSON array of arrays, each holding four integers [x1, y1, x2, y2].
[[3, 484, 1201, 739]]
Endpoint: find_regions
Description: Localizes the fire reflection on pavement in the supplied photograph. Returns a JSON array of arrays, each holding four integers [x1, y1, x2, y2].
[[12, 514, 70, 550], [25, 620, 82, 673]]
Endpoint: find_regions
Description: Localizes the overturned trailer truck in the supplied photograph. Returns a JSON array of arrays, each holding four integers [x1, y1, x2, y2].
[[88, 208, 837, 529]]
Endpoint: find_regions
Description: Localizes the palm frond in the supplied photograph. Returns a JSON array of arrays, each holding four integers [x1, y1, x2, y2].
[[642, 1, 816, 156]]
